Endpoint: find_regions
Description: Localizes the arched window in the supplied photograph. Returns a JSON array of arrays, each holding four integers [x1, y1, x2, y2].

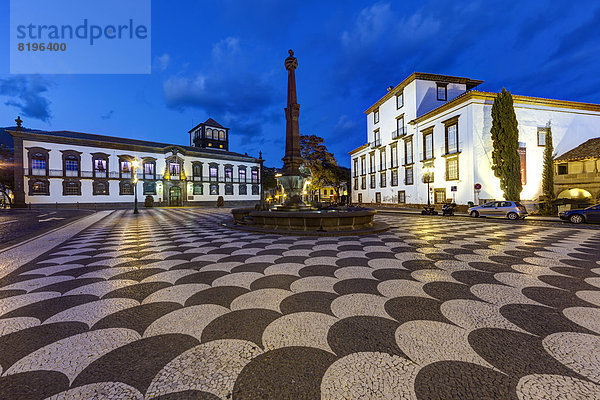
[[224, 166, 233, 181], [219, 130, 226, 141], [93, 180, 109, 195], [30, 179, 49, 195], [252, 185, 259, 195], [64, 155, 79, 177], [63, 180, 81, 196], [206, 129, 213, 139], [143, 181, 156, 195], [225, 184, 233, 195], [193, 183, 203, 195], [31, 153, 47, 176], [210, 184, 219, 195], [239, 184, 247, 195], [120, 182, 134, 195]]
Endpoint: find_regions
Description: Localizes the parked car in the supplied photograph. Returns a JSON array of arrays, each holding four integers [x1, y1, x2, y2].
[[468, 201, 528, 220], [559, 204, 600, 224]]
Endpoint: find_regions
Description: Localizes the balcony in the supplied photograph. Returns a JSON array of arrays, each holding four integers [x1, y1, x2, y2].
[[392, 127, 406, 139], [370, 139, 381, 149]]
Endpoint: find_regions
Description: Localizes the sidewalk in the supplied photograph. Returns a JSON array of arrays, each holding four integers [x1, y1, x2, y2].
[[371, 206, 564, 223]]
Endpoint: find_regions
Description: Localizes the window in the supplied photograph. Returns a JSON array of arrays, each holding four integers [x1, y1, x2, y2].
[[251, 168, 259, 183], [93, 156, 108, 178], [239, 168, 246, 182], [437, 83, 447, 101], [252, 185, 259, 195], [120, 182, 134, 195], [405, 166, 414, 185], [353, 178, 358, 191], [395, 116, 404, 138], [373, 129, 381, 146], [225, 184, 233, 195], [380, 171, 386, 187], [120, 159, 132, 179], [398, 190, 406, 203], [239, 184, 247, 195], [361, 177, 366, 190], [375, 192, 381, 203], [391, 169, 398, 186], [370, 174, 376, 189], [380, 149, 386, 170], [64, 156, 79, 177], [193, 183, 203, 195], [323, 189, 328, 195], [210, 165, 218, 180], [369, 153, 376, 173], [63, 180, 80, 196], [206, 129, 213, 139], [31, 154, 47, 176], [169, 162, 181, 177], [224, 166, 233, 181], [353, 158, 358, 177], [360, 156, 366, 175], [390, 144, 398, 168], [358, 193, 363, 203], [446, 123, 458, 154], [143, 162, 155, 179], [193, 163, 202, 178], [423, 131, 434, 160], [143, 181, 156, 195], [396, 91, 404, 109], [537, 127, 547, 146], [30, 180, 49, 195], [434, 188, 446, 204], [446, 157, 459, 181], [374, 109, 379, 124], [557, 163, 568, 175], [210, 184, 219, 195], [219, 130, 226, 141], [405, 138, 413, 164], [93, 180, 109, 195]]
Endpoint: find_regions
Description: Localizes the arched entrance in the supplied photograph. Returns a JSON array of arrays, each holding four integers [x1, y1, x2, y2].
[[557, 188, 593, 201], [169, 186, 182, 206]]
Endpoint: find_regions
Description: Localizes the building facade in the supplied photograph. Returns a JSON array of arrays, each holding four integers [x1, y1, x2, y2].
[[350, 73, 600, 206], [554, 137, 600, 205], [9, 119, 262, 208]]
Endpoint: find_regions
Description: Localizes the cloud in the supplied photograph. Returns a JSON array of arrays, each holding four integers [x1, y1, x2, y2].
[[162, 37, 280, 138], [0, 76, 52, 122], [153, 53, 171, 71], [100, 110, 114, 120]]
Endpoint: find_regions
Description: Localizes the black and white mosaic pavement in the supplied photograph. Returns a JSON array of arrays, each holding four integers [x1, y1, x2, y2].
[[0, 208, 599, 399]]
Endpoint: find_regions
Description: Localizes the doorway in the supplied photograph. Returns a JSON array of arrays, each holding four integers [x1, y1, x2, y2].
[[169, 186, 182, 206]]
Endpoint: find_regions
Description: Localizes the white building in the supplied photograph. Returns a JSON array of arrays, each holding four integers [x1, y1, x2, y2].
[[350, 72, 600, 206], [8, 118, 262, 208]]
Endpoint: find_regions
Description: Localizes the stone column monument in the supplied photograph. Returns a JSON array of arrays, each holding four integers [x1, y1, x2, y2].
[[275, 50, 309, 210]]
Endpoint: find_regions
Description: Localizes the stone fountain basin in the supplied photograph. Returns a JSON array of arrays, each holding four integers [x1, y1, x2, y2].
[[231, 207, 377, 231]]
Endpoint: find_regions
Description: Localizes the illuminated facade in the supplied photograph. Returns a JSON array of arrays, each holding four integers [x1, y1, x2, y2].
[[350, 73, 600, 205]]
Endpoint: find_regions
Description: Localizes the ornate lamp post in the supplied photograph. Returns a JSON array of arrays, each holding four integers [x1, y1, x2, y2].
[[132, 158, 140, 214], [423, 166, 434, 206]]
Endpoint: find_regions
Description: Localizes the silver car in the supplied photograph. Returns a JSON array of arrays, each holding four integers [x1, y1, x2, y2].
[[468, 201, 528, 220]]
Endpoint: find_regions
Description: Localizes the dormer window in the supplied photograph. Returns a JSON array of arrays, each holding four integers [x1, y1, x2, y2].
[[437, 83, 448, 101]]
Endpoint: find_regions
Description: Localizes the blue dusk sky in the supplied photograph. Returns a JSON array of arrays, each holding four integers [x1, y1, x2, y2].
[[1, 1, 600, 167]]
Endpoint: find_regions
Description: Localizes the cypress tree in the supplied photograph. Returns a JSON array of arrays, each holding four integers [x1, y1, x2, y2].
[[490, 88, 522, 200], [541, 122, 555, 213]]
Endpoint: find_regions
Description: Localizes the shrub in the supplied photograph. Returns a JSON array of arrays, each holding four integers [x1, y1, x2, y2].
[[217, 196, 224, 207]]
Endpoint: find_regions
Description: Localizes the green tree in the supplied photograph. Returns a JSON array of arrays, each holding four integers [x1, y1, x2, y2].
[[541, 122, 555, 214], [490, 88, 522, 200], [0, 145, 14, 207], [300, 134, 338, 193]]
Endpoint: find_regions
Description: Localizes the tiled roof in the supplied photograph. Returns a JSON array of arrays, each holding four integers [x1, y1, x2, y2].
[[8, 128, 258, 161], [555, 138, 600, 161], [204, 118, 225, 129]]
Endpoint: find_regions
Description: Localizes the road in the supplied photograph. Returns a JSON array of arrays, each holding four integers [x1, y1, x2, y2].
[[0, 209, 599, 399]]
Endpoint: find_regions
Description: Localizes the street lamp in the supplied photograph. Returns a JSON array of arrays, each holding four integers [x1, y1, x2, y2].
[[423, 166, 434, 206], [132, 158, 140, 214]]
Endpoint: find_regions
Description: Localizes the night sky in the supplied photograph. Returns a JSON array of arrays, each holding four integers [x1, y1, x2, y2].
[[1, 1, 599, 167]]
